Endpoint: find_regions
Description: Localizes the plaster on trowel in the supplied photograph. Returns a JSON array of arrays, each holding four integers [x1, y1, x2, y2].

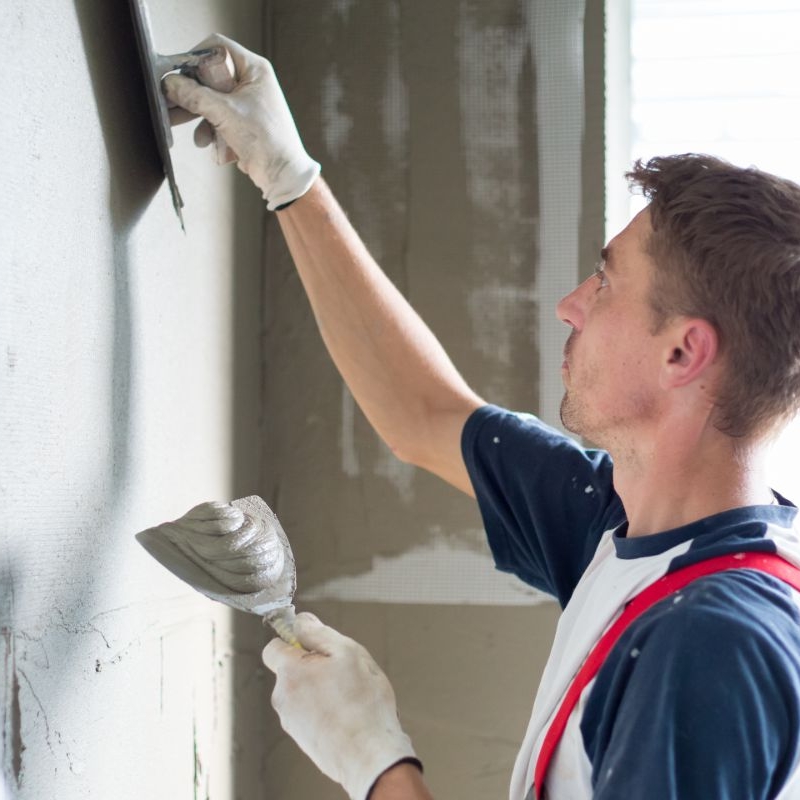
[[136, 496, 299, 645], [129, 0, 237, 229]]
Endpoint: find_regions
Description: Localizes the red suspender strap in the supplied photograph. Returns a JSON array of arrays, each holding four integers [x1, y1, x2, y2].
[[533, 551, 800, 799]]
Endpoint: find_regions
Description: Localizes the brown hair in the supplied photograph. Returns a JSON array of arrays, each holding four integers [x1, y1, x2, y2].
[[626, 153, 800, 438]]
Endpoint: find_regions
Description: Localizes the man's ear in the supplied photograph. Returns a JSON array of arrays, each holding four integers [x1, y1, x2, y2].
[[660, 318, 719, 389]]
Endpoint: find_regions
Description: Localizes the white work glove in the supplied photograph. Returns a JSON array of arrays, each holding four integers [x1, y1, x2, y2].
[[163, 34, 320, 210], [262, 612, 421, 800]]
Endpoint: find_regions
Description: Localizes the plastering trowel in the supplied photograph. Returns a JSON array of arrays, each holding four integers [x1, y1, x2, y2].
[[136, 496, 299, 645], [129, 0, 236, 229]]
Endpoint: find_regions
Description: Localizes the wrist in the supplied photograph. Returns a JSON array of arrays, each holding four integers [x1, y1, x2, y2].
[[264, 157, 321, 211], [274, 171, 322, 211], [347, 731, 418, 800], [368, 760, 431, 800]]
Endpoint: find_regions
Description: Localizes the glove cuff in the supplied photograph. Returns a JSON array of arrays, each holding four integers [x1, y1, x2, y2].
[[347, 734, 419, 800], [265, 158, 321, 211]]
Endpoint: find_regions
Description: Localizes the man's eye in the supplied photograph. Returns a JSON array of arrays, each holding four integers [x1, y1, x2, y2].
[[594, 262, 608, 288]]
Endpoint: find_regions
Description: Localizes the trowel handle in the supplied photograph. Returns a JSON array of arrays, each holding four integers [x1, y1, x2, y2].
[[264, 605, 301, 649], [193, 46, 238, 165], [195, 46, 236, 92]]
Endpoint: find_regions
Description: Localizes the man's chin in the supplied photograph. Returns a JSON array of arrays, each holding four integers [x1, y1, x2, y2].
[[559, 395, 582, 435], [560, 393, 599, 440]]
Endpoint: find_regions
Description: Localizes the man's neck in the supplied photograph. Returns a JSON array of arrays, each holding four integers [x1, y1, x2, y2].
[[608, 424, 774, 538]]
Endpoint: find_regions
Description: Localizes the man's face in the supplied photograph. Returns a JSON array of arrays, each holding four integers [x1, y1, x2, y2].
[[557, 208, 669, 446]]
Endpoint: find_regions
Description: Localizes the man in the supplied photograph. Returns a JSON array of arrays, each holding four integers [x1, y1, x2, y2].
[[165, 35, 800, 800]]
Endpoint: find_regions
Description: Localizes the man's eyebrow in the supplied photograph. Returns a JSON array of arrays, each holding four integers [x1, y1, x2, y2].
[[600, 246, 613, 270]]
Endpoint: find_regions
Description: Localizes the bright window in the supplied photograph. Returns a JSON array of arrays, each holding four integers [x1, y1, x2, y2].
[[624, 0, 800, 500]]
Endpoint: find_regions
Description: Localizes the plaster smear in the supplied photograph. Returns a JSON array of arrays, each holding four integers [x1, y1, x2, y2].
[[340, 385, 415, 501], [340, 384, 360, 477], [321, 67, 353, 161], [457, 4, 540, 405], [457, 8, 529, 216], [531, 0, 585, 428], [375, 441, 415, 505], [381, 4, 409, 164], [467, 283, 537, 367], [300, 531, 551, 606], [333, 0, 355, 19]]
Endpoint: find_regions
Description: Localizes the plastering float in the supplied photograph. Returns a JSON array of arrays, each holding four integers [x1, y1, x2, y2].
[[129, 0, 236, 229]]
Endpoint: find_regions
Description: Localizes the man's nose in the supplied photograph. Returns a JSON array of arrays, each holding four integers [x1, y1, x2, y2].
[[556, 277, 592, 330]]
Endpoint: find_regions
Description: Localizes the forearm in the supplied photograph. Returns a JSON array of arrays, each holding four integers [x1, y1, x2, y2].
[[370, 763, 434, 800], [278, 178, 482, 493]]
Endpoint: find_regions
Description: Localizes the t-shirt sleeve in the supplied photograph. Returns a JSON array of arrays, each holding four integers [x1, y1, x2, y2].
[[461, 404, 624, 606], [586, 571, 800, 800]]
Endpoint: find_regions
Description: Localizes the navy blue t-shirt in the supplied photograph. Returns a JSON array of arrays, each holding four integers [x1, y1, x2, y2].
[[462, 404, 800, 800]]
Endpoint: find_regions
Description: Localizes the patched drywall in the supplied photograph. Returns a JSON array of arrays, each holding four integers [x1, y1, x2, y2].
[[1, 1, 267, 797], [260, 1, 603, 798]]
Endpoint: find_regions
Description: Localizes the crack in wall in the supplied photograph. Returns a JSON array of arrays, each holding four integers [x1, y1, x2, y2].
[[2, 628, 24, 787], [52, 608, 111, 650], [3, 613, 165, 787], [193, 714, 199, 800], [16, 668, 51, 760], [15, 664, 82, 778], [10, 666, 21, 784], [192, 710, 209, 800], [210, 621, 218, 733], [159, 636, 164, 715], [92, 635, 142, 671]]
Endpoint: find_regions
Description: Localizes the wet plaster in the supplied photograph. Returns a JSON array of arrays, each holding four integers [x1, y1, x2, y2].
[[2, 0, 266, 797]]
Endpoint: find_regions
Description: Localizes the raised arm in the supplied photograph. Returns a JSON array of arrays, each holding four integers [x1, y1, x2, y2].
[[164, 35, 483, 495], [277, 180, 482, 493]]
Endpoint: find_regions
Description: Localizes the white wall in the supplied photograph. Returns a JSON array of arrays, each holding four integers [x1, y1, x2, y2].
[[1, 2, 267, 797]]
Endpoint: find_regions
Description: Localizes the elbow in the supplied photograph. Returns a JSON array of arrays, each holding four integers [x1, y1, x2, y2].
[[385, 437, 423, 469]]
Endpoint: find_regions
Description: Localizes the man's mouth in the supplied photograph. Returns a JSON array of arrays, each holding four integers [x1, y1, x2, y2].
[[563, 333, 576, 367]]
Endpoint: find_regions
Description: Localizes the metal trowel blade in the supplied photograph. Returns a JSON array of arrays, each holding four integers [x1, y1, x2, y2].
[[129, 0, 185, 228]]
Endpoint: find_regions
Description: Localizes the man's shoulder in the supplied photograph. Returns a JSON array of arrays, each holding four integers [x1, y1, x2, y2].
[[609, 566, 800, 694], [648, 566, 800, 640], [463, 403, 619, 520], [584, 563, 800, 799], [462, 404, 623, 604]]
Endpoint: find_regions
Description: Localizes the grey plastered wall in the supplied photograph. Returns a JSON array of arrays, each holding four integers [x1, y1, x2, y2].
[[261, 1, 603, 798], [1, 1, 267, 797]]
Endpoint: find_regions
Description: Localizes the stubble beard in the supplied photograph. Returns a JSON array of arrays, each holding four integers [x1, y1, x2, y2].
[[560, 390, 587, 436], [560, 332, 583, 434], [559, 360, 611, 444], [560, 388, 619, 453], [561, 375, 658, 461]]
